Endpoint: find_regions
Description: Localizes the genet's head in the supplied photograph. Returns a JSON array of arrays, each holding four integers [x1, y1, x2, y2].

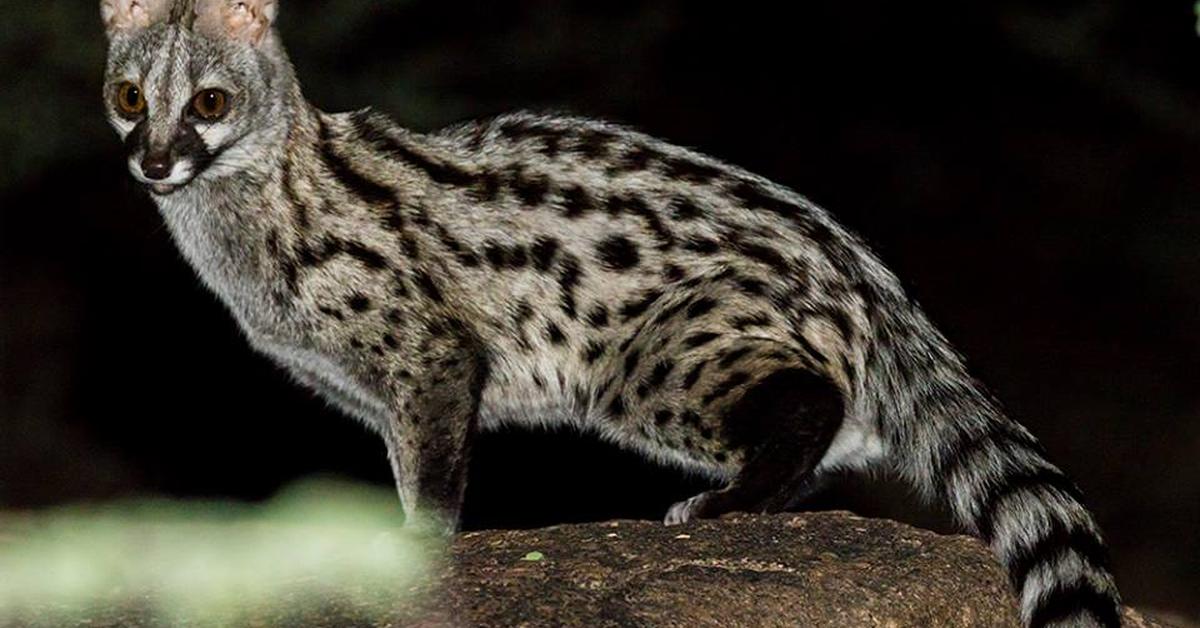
[[101, 0, 291, 196]]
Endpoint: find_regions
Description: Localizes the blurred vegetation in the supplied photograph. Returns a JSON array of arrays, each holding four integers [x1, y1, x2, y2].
[[0, 478, 431, 627]]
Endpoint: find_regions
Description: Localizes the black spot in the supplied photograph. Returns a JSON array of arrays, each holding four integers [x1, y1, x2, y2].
[[483, 242, 507, 268], [662, 157, 723, 184], [714, 452, 727, 463], [719, 346, 754, 368], [513, 300, 535, 325], [586, 304, 610, 329], [684, 331, 720, 349], [650, 298, 685, 326], [412, 270, 443, 303], [608, 394, 625, 417], [508, 246, 528, 268], [703, 371, 751, 405], [531, 236, 560, 272], [682, 236, 720, 255], [735, 277, 767, 295], [370, 345, 385, 357], [735, 241, 790, 273], [343, 240, 389, 270], [561, 184, 595, 218], [663, 264, 687, 282], [347, 294, 372, 313], [700, 427, 714, 439], [471, 172, 503, 202], [624, 349, 642, 376], [297, 235, 345, 268], [382, 210, 406, 233], [496, 117, 536, 139], [608, 145, 657, 174], [483, 242, 529, 270], [669, 197, 703, 220], [622, 195, 675, 249], [532, 372, 547, 390], [557, 255, 583, 319], [400, 234, 420, 259], [453, 251, 478, 267], [545, 321, 567, 345], [508, 169, 551, 206], [349, 338, 363, 349], [318, 306, 345, 321], [265, 229, 282, 256], [572, 129, 617, 160], [411, 208, 434, 228], [583, 340, 606, 364], [654, 410, 673, 425], [391, 270, 410, 298], [603, 194, 625, 218], [682, 362, 706, 390], [647, 359, 675, 389], [730, 312, 771, 330], [765, 350, 794, 363], [596, 235, 641, 271], [620, 289, 663, 321], [686, 297, 718, 319], [539, 135, 561, 158], [382, 333, 398, 349], [681, 410, 702, 426], [788, 331, 828, 365]]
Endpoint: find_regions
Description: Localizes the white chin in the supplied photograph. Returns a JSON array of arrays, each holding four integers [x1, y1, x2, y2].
[[150, 183, 180, 195]]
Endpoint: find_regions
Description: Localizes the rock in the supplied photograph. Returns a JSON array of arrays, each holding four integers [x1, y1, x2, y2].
[[401, 511, 1170, 628]]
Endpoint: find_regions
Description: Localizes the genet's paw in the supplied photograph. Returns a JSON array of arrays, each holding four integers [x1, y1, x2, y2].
[[663, 493, 708, 526]]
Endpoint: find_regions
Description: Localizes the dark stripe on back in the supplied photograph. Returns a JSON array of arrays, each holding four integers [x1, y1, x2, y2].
[[727, 179, 811, 226], [351, 111, 478, 187], [662, 156, 723, 184], [319, 120, 397, 206]]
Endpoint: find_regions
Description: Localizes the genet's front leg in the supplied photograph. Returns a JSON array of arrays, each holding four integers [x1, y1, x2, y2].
[[383, 323, 490, 535]]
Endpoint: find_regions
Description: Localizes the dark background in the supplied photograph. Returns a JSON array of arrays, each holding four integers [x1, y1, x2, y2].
[[1, 0, 1197, 620]]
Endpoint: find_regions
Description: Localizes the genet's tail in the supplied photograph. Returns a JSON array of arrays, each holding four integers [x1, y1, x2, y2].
[[865, 307, 1121, 627]]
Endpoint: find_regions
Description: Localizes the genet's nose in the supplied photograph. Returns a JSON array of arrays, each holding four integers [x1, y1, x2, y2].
[[141, 153, 173, 180]]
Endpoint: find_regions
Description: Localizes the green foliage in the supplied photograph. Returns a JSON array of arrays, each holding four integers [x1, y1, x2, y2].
[[0, 478, 434, 627]]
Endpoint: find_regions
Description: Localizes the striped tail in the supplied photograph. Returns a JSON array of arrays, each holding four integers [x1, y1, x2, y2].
[[868, 314, 1121, 627]]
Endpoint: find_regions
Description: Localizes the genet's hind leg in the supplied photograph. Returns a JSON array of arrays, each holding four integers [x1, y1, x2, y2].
[[665, 368, 844, 524]]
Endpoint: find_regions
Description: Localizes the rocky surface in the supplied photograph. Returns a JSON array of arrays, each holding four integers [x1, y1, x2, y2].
[[401, 511, 1168, 627]]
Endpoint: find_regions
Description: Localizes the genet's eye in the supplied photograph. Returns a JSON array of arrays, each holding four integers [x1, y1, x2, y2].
[[116, 82, 146, 116], [191, 89, 230, 121]]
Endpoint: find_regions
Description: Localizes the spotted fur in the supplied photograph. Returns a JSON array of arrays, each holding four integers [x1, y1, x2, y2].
[[100, 2, 1121, 625]]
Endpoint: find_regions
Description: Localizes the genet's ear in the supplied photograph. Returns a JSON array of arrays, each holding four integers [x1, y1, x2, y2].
[[194, 0, 278, 46], [100, 0, 172, 37]]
